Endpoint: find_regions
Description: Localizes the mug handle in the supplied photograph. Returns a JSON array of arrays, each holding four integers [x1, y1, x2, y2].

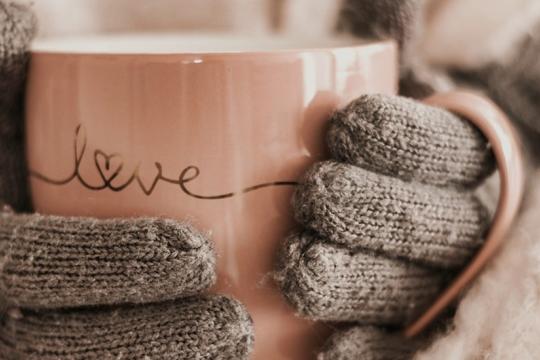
[[404, 90, 525, 337]]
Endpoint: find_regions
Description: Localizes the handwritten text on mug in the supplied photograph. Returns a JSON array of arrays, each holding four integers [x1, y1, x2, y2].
[[30, 125, 298, 200]]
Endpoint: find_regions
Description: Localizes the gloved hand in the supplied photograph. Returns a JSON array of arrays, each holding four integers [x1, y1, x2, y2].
[[0, 3, 252, 359], [275, 93, 495, 359], [275, 1, 495, 358]]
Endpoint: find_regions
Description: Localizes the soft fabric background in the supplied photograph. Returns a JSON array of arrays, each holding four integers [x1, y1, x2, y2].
[[18, 0, 342, 37], [17, 0, 540, 358]]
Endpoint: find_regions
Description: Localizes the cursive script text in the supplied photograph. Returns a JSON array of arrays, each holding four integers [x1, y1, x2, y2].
[[30, 125, 298, 200]]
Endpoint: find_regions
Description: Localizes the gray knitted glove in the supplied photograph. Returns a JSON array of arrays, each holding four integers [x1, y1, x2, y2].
[[0, 2, 252, 359], [274, 2, 494, 358], [275, 94, 495, 359]]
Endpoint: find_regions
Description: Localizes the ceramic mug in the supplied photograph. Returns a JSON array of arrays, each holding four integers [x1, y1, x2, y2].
[[25, 33, 523, 359]]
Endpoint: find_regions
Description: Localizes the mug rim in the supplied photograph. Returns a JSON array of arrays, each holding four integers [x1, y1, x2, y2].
[[30, 32, 395, 57]]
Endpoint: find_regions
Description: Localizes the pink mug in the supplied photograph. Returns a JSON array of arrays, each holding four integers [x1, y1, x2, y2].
[[25, 33, 523, 359]]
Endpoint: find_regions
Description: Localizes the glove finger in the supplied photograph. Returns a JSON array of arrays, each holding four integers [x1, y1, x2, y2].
[[327, 94, 495, 187], [0, 213, 216, 309], [318, 326, 422, 360], [293, 161, 490, 269], [275, 232, 450, 325], [0, 295, 253, 360]]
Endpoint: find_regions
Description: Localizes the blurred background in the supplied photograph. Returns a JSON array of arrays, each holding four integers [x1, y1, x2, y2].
[[19, 0, 540, 71]]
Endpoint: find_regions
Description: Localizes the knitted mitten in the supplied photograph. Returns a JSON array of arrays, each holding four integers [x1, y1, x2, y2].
[[275, 2, 495, 358], [0, 2, 253, 359], [275, 94, 494, 359]]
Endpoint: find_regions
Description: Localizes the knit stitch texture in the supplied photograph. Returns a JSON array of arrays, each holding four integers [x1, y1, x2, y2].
[[319, 326, 423, 360], [275, 93, 494, 358], [0, 214, 217, 309], [0, 296, 253, 359]]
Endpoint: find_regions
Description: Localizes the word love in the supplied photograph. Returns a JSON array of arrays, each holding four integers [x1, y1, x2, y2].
[[30, 125, 297, 200]]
